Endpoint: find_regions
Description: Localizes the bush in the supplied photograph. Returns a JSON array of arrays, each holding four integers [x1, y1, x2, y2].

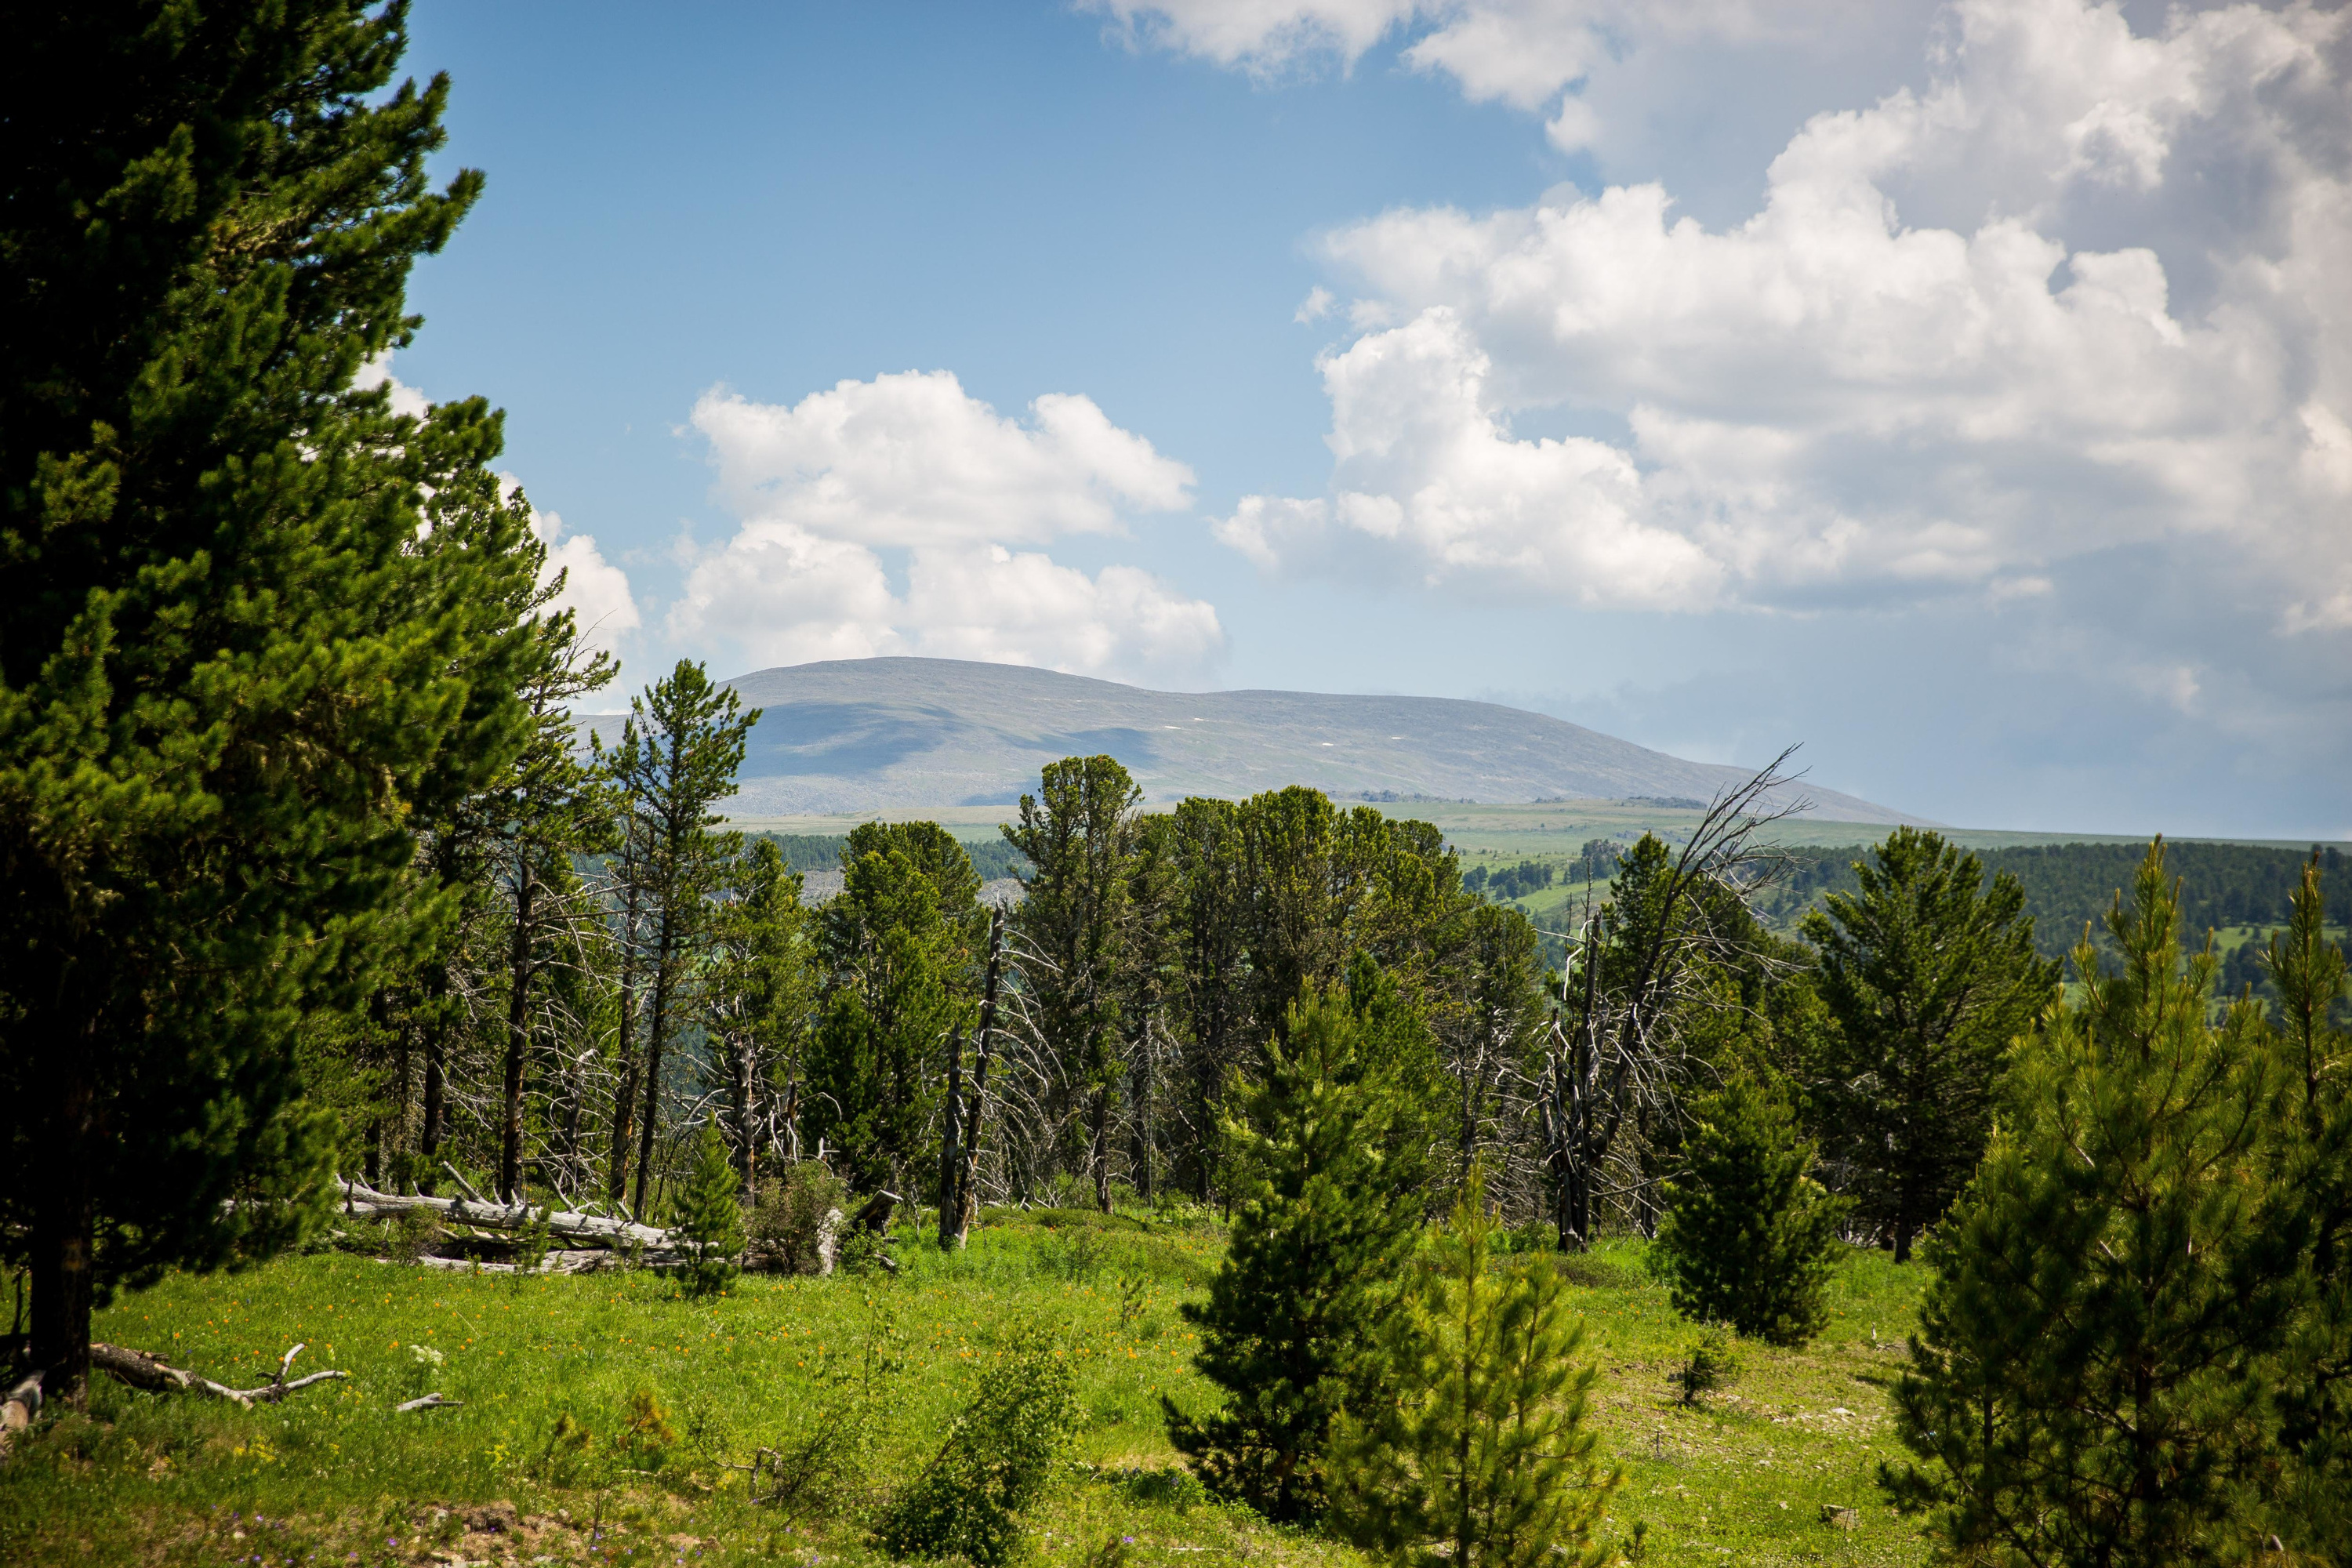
[[878, 1330, 1083, 1564], [750, 1161, 847, 1274], [1653, 1075, 1847, 1347], [673, 1122, 746, 1296], [1328, 1177, 1620, 1568], [1671, 1327, 1740, 1408]]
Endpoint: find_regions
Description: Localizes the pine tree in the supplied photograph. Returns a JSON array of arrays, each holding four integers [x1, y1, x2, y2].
[[1164, 985, 1424, 1523], [1884, 840, 2299, 1563], [702, 838, 815, 1196], [1004, 754, 1147, 1212], [0, 2, 535, 1401], [1653, 1075, 1846, 1346], [2270, 854, 2352, 1554], [1330, 1177, 1621, 1568], [673, 1120, 746, 1298], [807, 822, 982, 1192], [599, 660, 758, 1213], [1802, 827, 2056, 1261]]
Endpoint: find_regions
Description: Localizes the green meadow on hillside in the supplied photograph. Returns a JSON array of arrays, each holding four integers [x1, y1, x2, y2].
[[5, 1214, 1929, 1568]]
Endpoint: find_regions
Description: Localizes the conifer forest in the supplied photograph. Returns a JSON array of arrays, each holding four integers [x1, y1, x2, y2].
[[5, 8, 2352, 1568]]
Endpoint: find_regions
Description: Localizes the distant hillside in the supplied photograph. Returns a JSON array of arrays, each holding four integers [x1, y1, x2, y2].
[[581, 657, 1921, 824]]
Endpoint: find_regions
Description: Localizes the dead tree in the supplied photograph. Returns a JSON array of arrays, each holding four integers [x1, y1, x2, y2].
[[1536, 748, 1806, 1250], [941, 912, 1004, 1248]]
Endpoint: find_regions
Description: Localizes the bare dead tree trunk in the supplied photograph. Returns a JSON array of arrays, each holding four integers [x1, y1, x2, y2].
[[633, 898, 681, 1218], [938, 1025, 964, 1249], [500, 847, 535, 1204], [949, 913, 1004, 1248], [731, 1029, 757, 1198], [606, 867, 643, 1204], [1091, 1079, 1112, 1214]]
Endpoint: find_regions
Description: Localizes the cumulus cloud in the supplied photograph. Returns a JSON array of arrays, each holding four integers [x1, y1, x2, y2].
[[673, 372, 1225, 684], [1209, 0, 2352, 644], [353, 354, 431, 420], [527, 502, 641, 659]]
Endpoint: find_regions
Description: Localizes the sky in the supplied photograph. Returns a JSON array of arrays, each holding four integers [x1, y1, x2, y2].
[[385, 0, 2352, 838]]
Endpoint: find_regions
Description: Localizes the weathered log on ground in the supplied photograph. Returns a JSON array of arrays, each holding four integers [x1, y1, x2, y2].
[[396, 1392, 463, 1412], [339, 1178, 676, 1250], [91, 1341, 348, 1408], [1, 1370, 42, 1457], [396, 1249, 659, 1275]]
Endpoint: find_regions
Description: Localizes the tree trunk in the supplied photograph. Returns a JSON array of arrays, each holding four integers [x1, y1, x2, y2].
[[633, 906, 678, 1218], [31, 1025, 97, 1409], [501, 850, 534, 1203], [1091, 1083, 1112, 1214], [731, 1031, 757, 1198], [606, 873, 642, 1205], [419, 1011, 447, 1197], [951, 916, 1004, 1249], [938, 1025, 963, 1249]]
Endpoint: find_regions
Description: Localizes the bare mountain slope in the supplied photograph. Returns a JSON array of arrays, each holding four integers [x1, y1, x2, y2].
[[580, 658, 1921, 825]]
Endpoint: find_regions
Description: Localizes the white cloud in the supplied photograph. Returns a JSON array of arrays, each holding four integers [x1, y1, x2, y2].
[[1083, 0, 1416, 73], [690, 372, 1192, 550], [527, 503, 641, 659], [1210, 0, 2352, 640], [1295, 285, 1337, 322], [354, 354, 430, 420], [674, 372, 1225, 684]]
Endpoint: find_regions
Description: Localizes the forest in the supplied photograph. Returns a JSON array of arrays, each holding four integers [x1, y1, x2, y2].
[[8, 9, 2352, 1568]]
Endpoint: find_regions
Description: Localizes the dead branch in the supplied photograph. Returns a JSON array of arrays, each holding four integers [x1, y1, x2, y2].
[[396, 1392, 463, 1412], [90, 1341, 347, 1408]]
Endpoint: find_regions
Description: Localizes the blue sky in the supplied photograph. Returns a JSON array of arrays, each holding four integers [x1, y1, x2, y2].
[[385, 1, 2352, 838]]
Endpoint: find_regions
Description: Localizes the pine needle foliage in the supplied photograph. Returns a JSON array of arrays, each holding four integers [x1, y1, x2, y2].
[[1802, 827, 2057, 1261], [878, 1330, 1083, 1565], [1653, 1075, 1847, 1347], [673, 1121, 746, 1298], [1164, 985, 1425, 1523], [1329, 1177, 1621, 1568], [0, 0, 539, 1399], [1884, 840, 2301, 1565]]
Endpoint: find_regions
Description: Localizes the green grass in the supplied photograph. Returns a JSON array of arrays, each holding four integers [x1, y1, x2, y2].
[[3, 1218, 1935, 1568]]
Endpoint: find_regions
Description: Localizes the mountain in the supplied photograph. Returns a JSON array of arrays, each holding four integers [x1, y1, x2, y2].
[[579, 658, 1922, 825]]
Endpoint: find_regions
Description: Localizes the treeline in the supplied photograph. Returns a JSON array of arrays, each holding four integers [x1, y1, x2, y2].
[[1757, 837, 2351, 960], [758, 833, 1031, 884]]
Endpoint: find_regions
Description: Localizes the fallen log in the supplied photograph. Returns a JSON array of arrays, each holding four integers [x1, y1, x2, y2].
[[339, 1178, 677, 1250], [398, 1249, 646, 1275], [92, 1341, 348, 1409], [1, 1370, 41, 1457], [396, 1392, 463, 1413]]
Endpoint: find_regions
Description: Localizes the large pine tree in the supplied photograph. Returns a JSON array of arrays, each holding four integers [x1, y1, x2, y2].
[[1803, 827, 2056, 1261], [1004, 753, 1148, 1210], [1885, 841, 2301, 1563], [0, 2, 537, 1402], [598, 660, 757, 1213]]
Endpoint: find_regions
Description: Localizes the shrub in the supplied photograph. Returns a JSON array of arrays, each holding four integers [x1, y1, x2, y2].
[[750, 1160, 847, 1274], [1671, 1327, 1740, 1408], [1329, 1178, 1620, 1568], [1653, 1075, 1847, 1347], [672, 1122, 746, 1296], [618, 1385, 676, 1471], [878, 1331, 1083, 1564]]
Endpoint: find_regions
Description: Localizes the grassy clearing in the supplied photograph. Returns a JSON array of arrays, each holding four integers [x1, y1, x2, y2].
[[3, 1214, 1931, 1568]]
